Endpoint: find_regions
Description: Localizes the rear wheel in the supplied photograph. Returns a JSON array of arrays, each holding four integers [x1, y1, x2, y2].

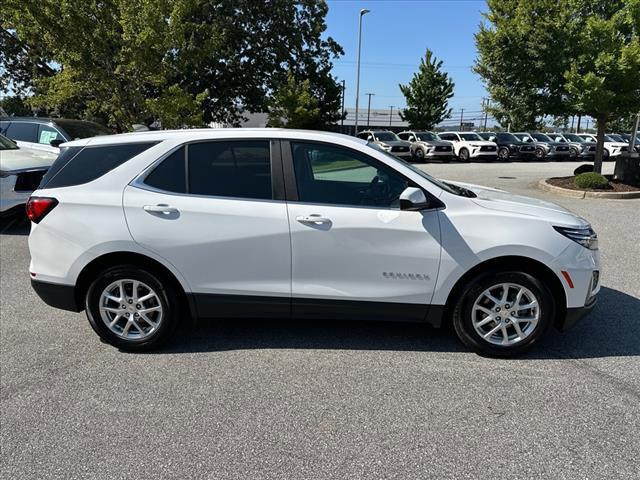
[[85, 265, 179, 351], [451, 270, 554, 357]]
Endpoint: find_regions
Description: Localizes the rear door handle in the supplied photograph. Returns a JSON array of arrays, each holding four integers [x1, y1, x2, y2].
[[143, 204, 179, 215], [296, 214, 331, 225]]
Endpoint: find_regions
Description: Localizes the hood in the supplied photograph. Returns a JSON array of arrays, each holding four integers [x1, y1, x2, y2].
[[0, 148, 57, 172], [378, 140, 411, 147], [418, 140, 452, 147], [449, 181, 589, 227]]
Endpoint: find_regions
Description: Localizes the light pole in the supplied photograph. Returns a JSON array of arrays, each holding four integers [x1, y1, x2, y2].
[[366, 93, 374, 128], [354, 8, 370, 135], [389, 106, 394, 127], [340, 80, 346, 128], [459, 108, 464, 131]]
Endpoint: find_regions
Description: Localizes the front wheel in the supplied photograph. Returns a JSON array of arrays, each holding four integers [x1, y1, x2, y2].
[[451, 270, 555, 357], [415, 148, 425, 162], [85, 265, 179, 351], [498, 147, 510, 161], [459, 148, 470, 162], [535, 148, 546, 160]]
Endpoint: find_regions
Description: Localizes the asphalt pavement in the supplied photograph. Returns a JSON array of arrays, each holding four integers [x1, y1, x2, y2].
[[1, 160, 639, 479]]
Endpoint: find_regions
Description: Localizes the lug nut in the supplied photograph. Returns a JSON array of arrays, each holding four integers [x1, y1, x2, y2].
[[505, 304, 510, 309], [136, 304, 141, 309], [496, 316, 501, 321], [134, 313, 139, 317], [510, 311, 515, 316], [128, 299, 133, 304], [495, 307, 501, 312]]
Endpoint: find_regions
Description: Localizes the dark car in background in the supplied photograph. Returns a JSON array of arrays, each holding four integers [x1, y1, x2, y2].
[[478, 132, 536, 161], [513, 132, 571, 160], [0, 117, 112, 154]]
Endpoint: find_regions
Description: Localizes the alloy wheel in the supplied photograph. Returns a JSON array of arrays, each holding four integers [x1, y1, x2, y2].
[[471, 283, 540, 346], [98, 279, 163, 340]]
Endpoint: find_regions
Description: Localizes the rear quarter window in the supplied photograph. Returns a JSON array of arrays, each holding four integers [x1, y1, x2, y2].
[[40, 142, 158, 189]]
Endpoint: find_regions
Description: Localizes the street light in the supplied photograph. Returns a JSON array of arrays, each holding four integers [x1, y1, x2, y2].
[[354, 8, 370, 135], [366, 93, 375, 128]]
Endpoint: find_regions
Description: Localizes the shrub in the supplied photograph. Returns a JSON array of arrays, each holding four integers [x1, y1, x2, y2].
[[574, 172, 609, 189]]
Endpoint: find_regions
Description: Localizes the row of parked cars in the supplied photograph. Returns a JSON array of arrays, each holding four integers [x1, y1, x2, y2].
[[0, 117, 113, 215], [357, 129, 639, 163]]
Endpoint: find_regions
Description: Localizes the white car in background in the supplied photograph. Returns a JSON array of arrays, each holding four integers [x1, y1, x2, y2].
[[0, 134, 56, 215], [578, 134, 629, 159], [437, 131, 498, 161], [396, 130, 455, 162], [27, 129, 599, 356]]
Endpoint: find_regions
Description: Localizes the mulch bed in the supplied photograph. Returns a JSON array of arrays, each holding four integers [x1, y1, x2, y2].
[[547, 176, 640, 193]]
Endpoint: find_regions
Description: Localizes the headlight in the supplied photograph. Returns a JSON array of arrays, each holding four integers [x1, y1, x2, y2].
[[554, 225, 598, 250], [379, 143, 391, 150]]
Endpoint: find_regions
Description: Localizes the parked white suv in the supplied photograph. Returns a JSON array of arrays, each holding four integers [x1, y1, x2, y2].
[[28, 129, 600, 356], [397, 130, 454, 162], [438, 132, 498, 161]]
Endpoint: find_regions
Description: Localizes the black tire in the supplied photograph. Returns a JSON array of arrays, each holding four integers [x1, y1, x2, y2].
[[451, 269, 555, 357], [498, 147, 510, 161], [569, 147, 578, 160], [459, 148, 470, 162], [415, 148, 425, 162], [85, 265, 180, 351], [535, 148, 546, 160]]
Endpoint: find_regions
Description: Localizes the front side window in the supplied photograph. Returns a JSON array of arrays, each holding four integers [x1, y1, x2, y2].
[[188, 140, 272, 200], [38, 125, 64, 145], [291, 142, 408, 208]]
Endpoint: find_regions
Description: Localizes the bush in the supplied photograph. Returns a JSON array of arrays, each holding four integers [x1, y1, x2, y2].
[[574, 172, 609, 189]]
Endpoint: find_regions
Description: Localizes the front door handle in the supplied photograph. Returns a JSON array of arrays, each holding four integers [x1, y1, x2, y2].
[[296, 214, 331, 225], [143, 204, 179, 215]]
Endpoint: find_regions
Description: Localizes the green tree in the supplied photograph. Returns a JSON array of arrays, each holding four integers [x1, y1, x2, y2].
[[0, 0, 342, 130], [399, 50, 454, 130], [0, 95, 32, 116], [475, 0, 640, 173], [267, 72, 321, 128]]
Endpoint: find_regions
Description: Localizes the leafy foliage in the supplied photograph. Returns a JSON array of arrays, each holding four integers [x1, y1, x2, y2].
[[574, 172, 609, 189], [267, 72, 321, 129], [0, 95, 32, 116], [0, 0, 343, 130], [475, 0, 640, 172], [399, 50, 455, 130]]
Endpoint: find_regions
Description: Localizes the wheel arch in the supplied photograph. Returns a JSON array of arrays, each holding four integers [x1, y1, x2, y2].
[[74, 251, 195, 319], [442, 255, 567, 329]]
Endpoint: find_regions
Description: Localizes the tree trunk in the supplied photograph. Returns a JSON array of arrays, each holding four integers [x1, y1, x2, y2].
[[593, 118, 607, 174]]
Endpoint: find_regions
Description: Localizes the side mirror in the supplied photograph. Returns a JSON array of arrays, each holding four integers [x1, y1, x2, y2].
[[399, 187, 430, 211], [367, 135, 374, 141], [50, 139, 64, 147]]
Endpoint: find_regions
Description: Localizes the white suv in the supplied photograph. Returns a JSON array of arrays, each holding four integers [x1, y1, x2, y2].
[[28, 129, 600, 356], [438, 131, 498, 161], [579, 134, 629, 158]]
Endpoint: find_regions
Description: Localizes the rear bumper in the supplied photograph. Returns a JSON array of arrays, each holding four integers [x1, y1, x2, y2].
[[557, 295, 597, 331], [31, 278, 82, 312]]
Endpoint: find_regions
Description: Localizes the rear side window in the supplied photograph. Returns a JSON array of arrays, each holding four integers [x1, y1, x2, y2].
[[187, 141, 272, 199], [144, 147, 186, 193], [41, 142, 158, 189], [3, 122, 39, 143]]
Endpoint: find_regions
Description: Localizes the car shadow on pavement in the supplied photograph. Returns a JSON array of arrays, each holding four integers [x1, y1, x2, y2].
[[160, 286, 639, 359], [0, 215, 30, 236]]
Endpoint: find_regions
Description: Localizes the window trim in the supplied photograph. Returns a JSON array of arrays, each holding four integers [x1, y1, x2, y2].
[[133, 138, 285, 202], [280, 138, 433, 211]]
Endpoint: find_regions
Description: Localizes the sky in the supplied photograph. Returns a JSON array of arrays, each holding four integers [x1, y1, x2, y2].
[[325, 0, 489, 126]]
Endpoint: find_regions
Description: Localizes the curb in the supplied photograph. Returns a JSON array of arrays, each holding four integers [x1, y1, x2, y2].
[[538, 179, 640, 199]]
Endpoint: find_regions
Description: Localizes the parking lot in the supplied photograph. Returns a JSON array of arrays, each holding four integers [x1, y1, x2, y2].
[[1, 160, 639, 479]]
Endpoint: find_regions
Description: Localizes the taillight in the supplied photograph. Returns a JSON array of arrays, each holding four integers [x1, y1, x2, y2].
[[26, 197, 58, 223]]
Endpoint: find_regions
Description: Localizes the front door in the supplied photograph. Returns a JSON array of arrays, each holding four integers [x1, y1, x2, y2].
[[283, 140, 442, 321], [123, 139, 291, 318]]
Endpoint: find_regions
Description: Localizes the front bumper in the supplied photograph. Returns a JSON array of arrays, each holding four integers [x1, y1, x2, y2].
[[558, 294, 597, 331]]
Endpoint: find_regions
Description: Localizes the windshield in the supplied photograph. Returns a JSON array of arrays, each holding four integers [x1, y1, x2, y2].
[[459, 133, 483, 141], [373, 132, 399, 142], [514, 133, 533, 142], [607, 134, 624, 142], [416, 132, 439, 141], [367, 143, 473, 196], [564, 133, 584, 142], [0, 134, 19, 150], [532, 133, 553, 142], [56, 119, 112, 139], [497, 133, 519, 142]]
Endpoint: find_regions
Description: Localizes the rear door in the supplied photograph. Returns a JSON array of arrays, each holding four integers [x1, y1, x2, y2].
[[282, 140, 442, 321], [123, 139, 291, 318]]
